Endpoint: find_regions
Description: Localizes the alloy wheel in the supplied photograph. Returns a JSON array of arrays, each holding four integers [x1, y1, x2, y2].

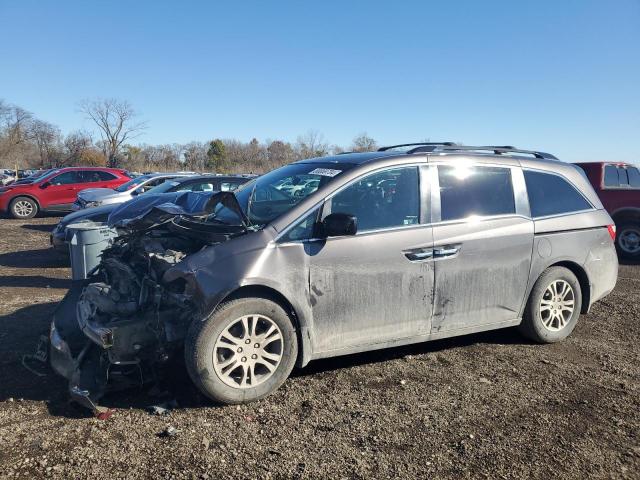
[[14, 200, 34, 218], [539, 280, 575, 331], [213, 314, 283, 388]]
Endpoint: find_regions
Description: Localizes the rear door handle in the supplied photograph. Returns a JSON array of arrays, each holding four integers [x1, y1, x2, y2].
[[403, 247, 433, 262], [433, 245, 460, 258]]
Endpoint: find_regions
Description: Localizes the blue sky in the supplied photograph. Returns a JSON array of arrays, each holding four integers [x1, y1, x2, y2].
[[0, 0, 638, 162]]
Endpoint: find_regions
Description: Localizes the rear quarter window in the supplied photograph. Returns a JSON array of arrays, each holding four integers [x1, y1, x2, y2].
[[524, 170, 592, 218]]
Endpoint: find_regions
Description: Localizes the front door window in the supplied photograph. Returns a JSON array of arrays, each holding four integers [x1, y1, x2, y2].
[[325, 166, 420, 231]]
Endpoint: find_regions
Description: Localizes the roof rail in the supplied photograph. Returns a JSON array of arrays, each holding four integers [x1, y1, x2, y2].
[[378, 143, 558, 160], [433, 145, 558, 160], [378, 142, 458, 153]]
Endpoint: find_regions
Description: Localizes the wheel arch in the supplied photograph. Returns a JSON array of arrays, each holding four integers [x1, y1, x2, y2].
[[548, 260, 591, 314], [217, 284, 309, 367], [610, 207, 640, 225], [9, 194, 41, 209]]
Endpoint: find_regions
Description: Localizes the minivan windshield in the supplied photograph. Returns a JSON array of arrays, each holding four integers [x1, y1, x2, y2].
[[209, 163, 353, 227]]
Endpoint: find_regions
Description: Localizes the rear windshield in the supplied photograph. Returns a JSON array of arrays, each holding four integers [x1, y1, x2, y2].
[[114, 175, 153, 192], [146, 180, 180, 194]]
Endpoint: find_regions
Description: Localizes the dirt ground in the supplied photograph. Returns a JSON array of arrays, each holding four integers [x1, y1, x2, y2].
[[0, 216, 638, 479]]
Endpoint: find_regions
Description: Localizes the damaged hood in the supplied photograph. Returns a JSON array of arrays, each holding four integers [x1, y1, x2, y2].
[[107, 190, 249, 240], [107, 191, 205, 228]]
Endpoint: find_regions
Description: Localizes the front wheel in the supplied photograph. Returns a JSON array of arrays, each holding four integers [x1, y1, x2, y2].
[[615, 223, 640, 260], [185, 296, 298, 405], [519, 266, 582, 343], [9, 196, 38, 219]]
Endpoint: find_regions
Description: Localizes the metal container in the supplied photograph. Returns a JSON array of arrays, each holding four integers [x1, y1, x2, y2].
[[67, 222, 118, 280]]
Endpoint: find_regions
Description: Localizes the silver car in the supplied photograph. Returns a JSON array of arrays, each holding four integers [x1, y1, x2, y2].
[[73, 172, 194, 210], [50, 144, 618, 410]]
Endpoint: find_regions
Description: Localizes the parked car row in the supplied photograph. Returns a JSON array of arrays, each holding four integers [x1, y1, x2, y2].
[[46, 143, 620, 412], [50, 174, 253, 252], [0, 167, 254, 220]]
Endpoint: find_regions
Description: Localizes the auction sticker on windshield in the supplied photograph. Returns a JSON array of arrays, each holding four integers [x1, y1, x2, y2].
[[308, 168, 342, 177]]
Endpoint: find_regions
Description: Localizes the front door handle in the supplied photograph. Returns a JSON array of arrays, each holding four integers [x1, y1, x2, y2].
[[433, 245, 461, 258], [403, 247, 433, 262]]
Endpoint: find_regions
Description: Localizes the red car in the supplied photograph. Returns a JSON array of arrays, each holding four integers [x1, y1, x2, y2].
[[0, 167, 130, 219], [575, 162, 640, 259]]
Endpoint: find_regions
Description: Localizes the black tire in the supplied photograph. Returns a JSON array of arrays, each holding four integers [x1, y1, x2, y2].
[[615, 222, 640, 260], [519, 266, 582, 343], [9, 196, 38, 219], [185, 296, 298, 405]]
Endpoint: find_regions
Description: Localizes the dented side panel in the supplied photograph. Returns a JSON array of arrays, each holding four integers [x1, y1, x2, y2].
[[305, 225, 434, 353], [526, 219, 618, 313], [431, 216, 534, 332]]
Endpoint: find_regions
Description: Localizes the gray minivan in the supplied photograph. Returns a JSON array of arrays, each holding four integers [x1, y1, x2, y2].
[[50, 144, 618, 409]]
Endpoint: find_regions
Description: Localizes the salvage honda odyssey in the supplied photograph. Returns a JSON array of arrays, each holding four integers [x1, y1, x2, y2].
[[49, 143, 618, 411]]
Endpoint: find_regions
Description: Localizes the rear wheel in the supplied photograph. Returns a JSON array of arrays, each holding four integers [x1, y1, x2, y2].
[[185, 296, 297, 405], [9, 196, 38, 219], [519, 266, 582, 343], [615, 223, 640, 260]]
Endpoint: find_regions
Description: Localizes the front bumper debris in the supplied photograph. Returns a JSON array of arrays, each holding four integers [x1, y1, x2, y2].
[[48, 191, 250, 412]]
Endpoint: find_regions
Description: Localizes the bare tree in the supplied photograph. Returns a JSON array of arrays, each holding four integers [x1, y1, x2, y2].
[[31, 119, 62, 168], [351, 132, 377, 152], [267, 140, 295, 169], [183, 141, 208, 172], [64, 130, 93, 165], [0, 101, 37, 168], [79, 98, 147, 167], [295, 130, 329, 159]]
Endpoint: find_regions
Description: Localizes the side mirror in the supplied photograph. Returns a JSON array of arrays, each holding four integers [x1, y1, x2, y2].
[[322, 213, 357, 237], [39, 181, 50, 189]]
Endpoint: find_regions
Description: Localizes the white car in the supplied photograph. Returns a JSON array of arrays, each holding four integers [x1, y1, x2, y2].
[[73, 173, 194, 210], [0, 173, 15, 185]]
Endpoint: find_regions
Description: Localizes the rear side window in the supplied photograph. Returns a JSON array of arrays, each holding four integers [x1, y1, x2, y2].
[[604, 165, 619, 187], [604, 165, 640, 189], [618, 168, 629, 187], [438, 165, 515, 221], [220, 181, 243, 191], [524, 170, 592, 218], [81, 171, 117, 183], [178, 181, 215, 192], [95, 171, 117, 181], [629, 167, 640, 188]]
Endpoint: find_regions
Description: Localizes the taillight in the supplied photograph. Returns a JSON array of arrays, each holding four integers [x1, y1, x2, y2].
[[607, 224, 616, 241]]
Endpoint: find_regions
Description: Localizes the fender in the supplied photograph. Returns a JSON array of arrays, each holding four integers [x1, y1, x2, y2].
[[183, 272, 315, 367]]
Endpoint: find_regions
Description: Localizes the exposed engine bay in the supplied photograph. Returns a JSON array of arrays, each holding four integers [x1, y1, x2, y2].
[[49, 192, 251, 413]]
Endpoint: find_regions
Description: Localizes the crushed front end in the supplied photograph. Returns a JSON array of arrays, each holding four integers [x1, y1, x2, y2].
[[49, 192, 248, 412]]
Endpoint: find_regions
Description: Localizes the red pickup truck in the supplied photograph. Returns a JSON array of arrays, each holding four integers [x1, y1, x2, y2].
[[0, 167, 130, 219], [575, 162, 640, 260]]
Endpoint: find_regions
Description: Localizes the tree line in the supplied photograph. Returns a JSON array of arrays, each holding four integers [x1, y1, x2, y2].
[[0, 98, 379, 174]]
